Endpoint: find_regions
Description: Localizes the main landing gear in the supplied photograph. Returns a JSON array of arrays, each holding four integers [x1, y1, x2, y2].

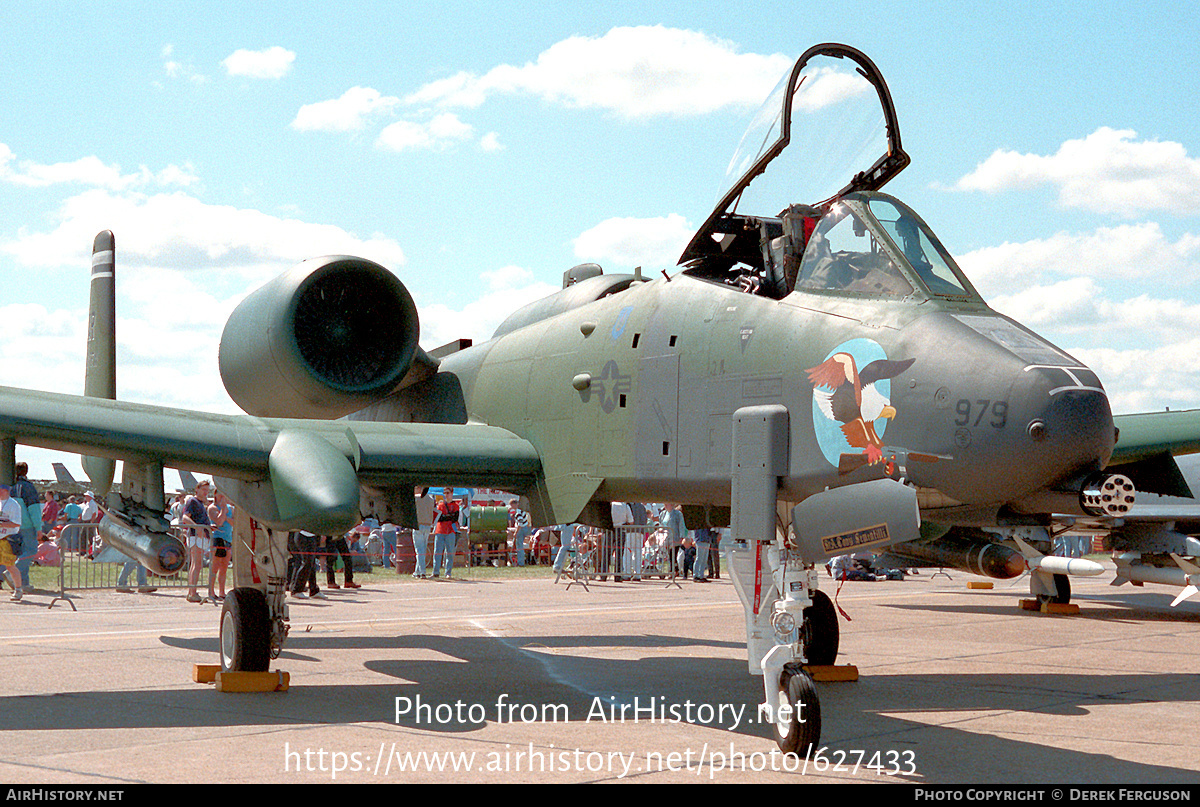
[[220, 588, 271, 672], [220, 507, 291, 673]]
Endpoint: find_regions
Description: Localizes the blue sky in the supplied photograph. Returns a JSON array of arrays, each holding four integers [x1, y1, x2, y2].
[[4, 1, 1199, 480]]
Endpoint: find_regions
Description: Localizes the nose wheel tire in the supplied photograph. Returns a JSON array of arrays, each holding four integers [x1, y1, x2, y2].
[[774, 667, 821, 757], [220, 587, 272, 672]]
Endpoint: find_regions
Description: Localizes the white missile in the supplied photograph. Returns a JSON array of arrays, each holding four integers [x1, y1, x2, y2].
[[1169, 553, 1200, 607], [1012, 535, 1104, 576], [1112, 552, 1200, 607], [1026, 554, 1104, 577]]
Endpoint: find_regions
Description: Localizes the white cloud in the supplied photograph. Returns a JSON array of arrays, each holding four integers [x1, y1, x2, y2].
[[161, 44, 207, 85], [792, 66, 873, 113], [479, 132, 503, 152], [405, 71, 488, 109], [573, 214, 694, 270], [954, 127, 1200, 216], [0, 143, 198, 190], [291, 86, 401, 132], [1074, 341, 1200, 414], [414, 265, 557, 347], [377, 113, 474, 152], [297, 28, 788, 154], [480, 264, 536, 290], [991, 273, 1200, 341], [222, 46, 296, 80], [957, 222, 1200, 296], [406, 25, 792, 120], [1, 188, 406, 273], [988, 277, 1104, 330]]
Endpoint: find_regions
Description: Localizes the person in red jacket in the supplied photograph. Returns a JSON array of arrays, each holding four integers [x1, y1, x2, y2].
[[432, 487, 461, 579]]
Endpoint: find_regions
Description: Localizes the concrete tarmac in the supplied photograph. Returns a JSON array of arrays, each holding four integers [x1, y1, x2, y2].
[[2, 564, 1199, 784]]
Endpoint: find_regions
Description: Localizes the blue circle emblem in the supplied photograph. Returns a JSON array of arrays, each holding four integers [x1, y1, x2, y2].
[[809, 338, 895, 469]]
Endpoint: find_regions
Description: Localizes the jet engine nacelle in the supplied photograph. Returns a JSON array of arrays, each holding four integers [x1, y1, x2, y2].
[[219, 256, 419, 419]]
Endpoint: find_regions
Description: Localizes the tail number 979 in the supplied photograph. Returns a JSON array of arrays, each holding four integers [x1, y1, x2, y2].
[[955, 399, 1008, 429]]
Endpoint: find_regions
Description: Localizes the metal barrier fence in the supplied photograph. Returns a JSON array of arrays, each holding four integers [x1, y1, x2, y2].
[[49, 523, 212, 610], [387, 530, 558, 572], [554, 525, 685, 590], [377, 526, 692, 583], [37, 521, 696, 607], [48, 523, 382, 609]]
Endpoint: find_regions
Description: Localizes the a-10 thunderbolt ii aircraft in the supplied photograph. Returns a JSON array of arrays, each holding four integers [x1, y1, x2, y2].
[[2, 43, 1199, 757]]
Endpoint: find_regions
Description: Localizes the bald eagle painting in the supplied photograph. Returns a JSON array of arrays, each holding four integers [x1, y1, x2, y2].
[[807, 349, 915, 472]]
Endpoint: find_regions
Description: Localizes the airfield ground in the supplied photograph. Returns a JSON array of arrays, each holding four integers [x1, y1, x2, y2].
[[1, 562, 1198, 784]]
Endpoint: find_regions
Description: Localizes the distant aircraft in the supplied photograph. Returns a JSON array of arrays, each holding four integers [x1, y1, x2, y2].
[[51, 462, 80, 485], [1, 43, 1197, 757], [177, 470, 199, 492]]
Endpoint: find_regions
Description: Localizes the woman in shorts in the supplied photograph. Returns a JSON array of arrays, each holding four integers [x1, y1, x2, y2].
[[207, 488, 233, 601], [181, 480, 212, 603]]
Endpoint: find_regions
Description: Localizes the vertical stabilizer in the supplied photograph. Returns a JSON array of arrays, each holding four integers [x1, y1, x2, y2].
[[82, 230, 116, 496], [51, 462, 79, 484], [178, 469, 198, 491]]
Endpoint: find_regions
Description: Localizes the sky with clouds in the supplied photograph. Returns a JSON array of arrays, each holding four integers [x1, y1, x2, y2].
[[3, 0, 1199, 480]]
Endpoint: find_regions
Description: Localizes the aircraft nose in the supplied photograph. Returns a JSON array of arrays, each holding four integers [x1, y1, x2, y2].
[[884, 313, 1116, 510], [988, 363, 1119, 518], [1019, 366, 1115, 479]]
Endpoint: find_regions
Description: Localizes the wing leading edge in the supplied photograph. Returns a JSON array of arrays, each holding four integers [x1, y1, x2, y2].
[[0, 385, 542, 533], [1112, 409, 1200, 466], [1108, 409, 1200, 499]]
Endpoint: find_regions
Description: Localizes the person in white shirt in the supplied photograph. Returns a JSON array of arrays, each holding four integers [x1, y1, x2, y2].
[[0, 485, 26, 601], [609, 501, 633, 582], [80, 491, 101, 523]]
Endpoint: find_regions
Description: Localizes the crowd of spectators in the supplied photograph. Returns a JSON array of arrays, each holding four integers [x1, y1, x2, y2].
[[4, 468, 732, 604], [1, 463, 96, 601]]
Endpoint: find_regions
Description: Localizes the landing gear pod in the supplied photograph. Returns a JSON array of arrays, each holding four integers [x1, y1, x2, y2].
[[727, 404, 828, 757], [790, 478, 921, 565]]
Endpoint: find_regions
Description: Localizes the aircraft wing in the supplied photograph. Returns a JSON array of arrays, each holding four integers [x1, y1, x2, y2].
[[0, 384, 542, 532], [1112, 409, 1200, 465], [1107, 409, 1200, 499]]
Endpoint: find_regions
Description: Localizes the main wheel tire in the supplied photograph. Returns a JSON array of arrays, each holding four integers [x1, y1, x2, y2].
[[220, 587, 271, 672], [802, 590, 839, 666], [774, 668, 821, 757], [1038, 574, 1071, 606]]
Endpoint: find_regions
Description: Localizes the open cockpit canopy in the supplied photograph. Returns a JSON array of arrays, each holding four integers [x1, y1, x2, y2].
[[675, 43, 990, 305], [680, 43, 908, 266]]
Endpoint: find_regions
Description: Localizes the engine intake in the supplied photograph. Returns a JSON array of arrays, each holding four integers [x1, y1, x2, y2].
[[220, 256, 419, 418]]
